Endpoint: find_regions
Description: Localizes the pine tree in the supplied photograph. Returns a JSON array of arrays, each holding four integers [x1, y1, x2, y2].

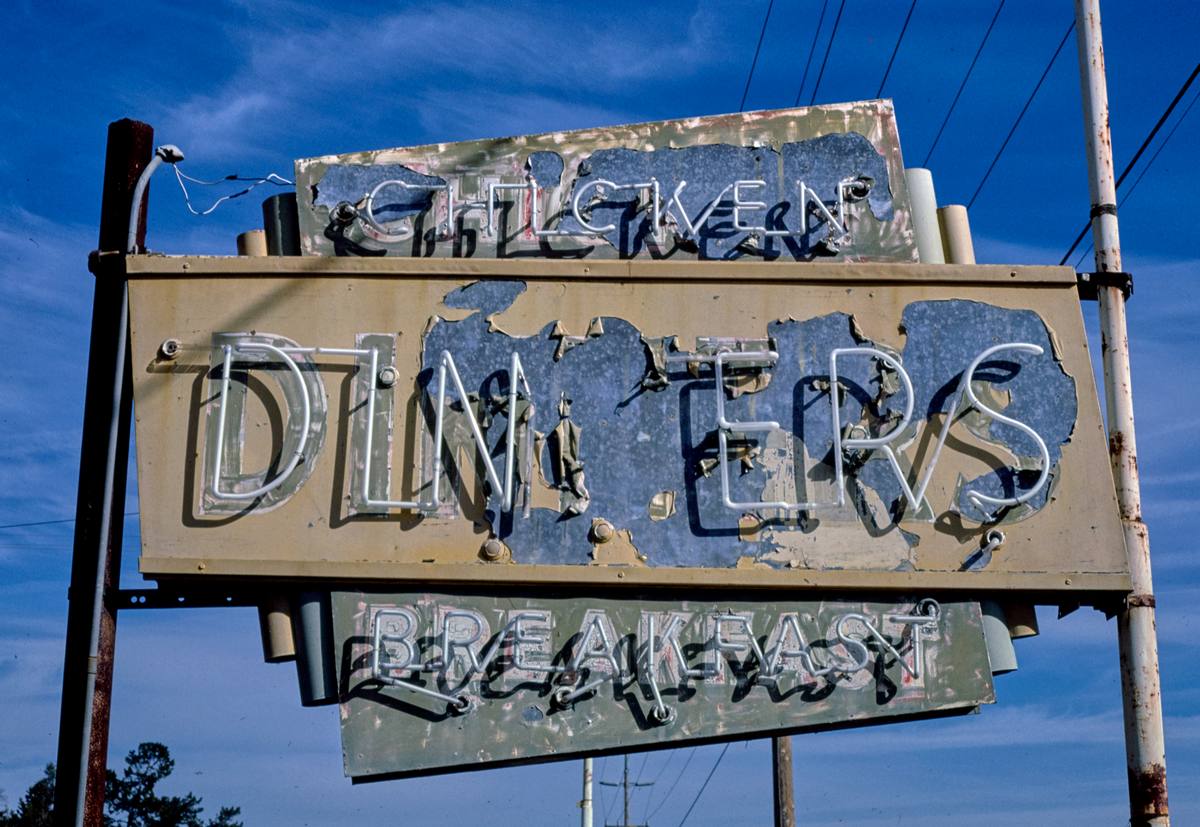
[[0, 743, 240, 827]]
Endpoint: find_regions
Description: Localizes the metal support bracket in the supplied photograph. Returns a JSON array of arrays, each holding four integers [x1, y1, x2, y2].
[[113, 588, 260, 610], [1077, 270, 1133, 300]]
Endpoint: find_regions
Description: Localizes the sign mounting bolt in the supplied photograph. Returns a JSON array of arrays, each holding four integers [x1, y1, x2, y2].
[[480, 538, 506, 561], [158, 338, 181, 360], [377, 365, 397, 388], [592, 520, 615, 543]]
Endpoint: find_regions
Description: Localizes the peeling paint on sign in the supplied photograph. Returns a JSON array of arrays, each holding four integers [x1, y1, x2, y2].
[[294, 103, 916, 262], [414, 282, 1076, 570]]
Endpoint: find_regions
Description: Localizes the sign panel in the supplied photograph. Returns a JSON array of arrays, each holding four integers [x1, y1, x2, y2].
[[127, 257, 1127, 595], [294, 103, 916, 262], [333, 592, 993, 779]]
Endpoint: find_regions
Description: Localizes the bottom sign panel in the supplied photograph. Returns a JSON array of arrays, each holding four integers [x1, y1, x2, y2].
[[333, 592, 995, 780]]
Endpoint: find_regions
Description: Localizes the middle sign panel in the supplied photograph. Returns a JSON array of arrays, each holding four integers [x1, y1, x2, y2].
[[128, 258, 1125, 595]]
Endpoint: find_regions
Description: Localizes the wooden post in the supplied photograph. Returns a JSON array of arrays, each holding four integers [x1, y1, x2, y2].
[[773, 736, 795, 827], [54, 118, 153, 827]]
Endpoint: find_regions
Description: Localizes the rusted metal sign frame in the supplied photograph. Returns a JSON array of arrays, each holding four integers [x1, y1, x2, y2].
[[125, 255, 1127, 598]]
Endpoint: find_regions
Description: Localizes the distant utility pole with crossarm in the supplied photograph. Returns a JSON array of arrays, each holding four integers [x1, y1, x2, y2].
[[600, 755, 654, 827]]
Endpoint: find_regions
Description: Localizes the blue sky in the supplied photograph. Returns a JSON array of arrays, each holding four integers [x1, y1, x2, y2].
[[1, 0, 1198, 823]]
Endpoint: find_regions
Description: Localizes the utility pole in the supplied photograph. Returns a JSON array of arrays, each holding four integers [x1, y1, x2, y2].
[[581, 757, 594, 827], [772, 737, 795, 826], [54, 119, 153, 827], [600, 755, 652, 827], [1073, 2, 1169, 824]]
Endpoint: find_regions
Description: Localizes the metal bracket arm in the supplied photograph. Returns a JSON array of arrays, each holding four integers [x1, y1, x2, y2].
[[1077, 270, 1133, 300]]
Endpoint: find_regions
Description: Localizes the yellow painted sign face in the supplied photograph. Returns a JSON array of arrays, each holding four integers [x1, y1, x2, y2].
[[127, 257, 1126, 595]]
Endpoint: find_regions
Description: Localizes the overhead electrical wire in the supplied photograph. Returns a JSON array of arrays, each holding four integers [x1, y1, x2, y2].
[[598, 756, 610, 822], [676, 743, 731, 826], [876, 0, 918, 98], [172, 167, 292, 217], [793, 0, 830, 106], [1060, 58, 1200, 265], [0, 511, 138, 531], [646, 747, 698, 821], [634, 752, 650, 785], [739, 0, 777, 112], [650, 748, 679, 786], [1110, 87, 1200, 214], [966, 19, 1076, 209], [923, 0, 1006, 166], [808, 0, 847, 106], [1074, 84, 1200, 269]]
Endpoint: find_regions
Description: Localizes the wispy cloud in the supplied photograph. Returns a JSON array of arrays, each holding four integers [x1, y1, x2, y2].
[[151, 2, 722, 164]]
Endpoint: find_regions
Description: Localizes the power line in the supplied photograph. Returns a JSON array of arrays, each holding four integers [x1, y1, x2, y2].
[[650, 748, 679, 786], [876, 0, 918, 98], [599, 756, 611, 823], [793, 0, 830, 106], [739, 0, 776, 112], [966, 19, 1075, 209], [634, 752, 649, 785], [808, 0, 847, 106], [1073, 84, 1200, 269], [923, 0, 1006, 167], [1060, 58, 1200, 265], [646, 747, 697, 821], [676, 743, 730, 827], [0, 511, 138, 531]]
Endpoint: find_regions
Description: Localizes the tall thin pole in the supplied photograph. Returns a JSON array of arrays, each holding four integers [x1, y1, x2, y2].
[[582, 758, 594, 827], [1073, 3, 1169, 824], [623, 755, 630, 827], [772, 737, 795, 826], [600, 754, 651, 827], [54, 119, 153, 826]]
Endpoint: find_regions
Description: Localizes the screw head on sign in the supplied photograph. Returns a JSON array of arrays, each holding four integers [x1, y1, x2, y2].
[[377, 365, 397, 388], [159, 338, 181, 360], [592, 520, 615, 543], [332, 201, 358, 225], [649, 705, 676, 725]]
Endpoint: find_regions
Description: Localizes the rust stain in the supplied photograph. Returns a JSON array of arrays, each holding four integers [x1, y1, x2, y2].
[[1128, 762, 1169, 822], [1109, 429, 1125, 458]]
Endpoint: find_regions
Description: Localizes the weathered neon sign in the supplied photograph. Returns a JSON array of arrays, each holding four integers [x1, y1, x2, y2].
[[369, 598, 944, 720], [346, 164, 868, 251], [202, 332, 1052, 525]]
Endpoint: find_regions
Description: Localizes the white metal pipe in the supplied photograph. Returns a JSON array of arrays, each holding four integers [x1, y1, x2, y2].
[[126, 145, 183, 254], [937, 204, 976, 264], [236, 229, 267, 257], [1074, 1, 1169, 822], [979, 600, 1018, 675], [581, 757, 594, 827], [904, 168, 944, 263]]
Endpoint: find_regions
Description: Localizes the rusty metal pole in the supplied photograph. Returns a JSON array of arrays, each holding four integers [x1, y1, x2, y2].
[[54, 119, 153, 826], [1073, 3, 1169, 824], [772, 736, 795, 826]]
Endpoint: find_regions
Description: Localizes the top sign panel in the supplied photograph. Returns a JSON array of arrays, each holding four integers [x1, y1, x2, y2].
[[294, 102, 916, 262]]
